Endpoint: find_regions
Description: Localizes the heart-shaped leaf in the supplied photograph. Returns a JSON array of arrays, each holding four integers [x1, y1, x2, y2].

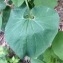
[[5, 6, 59, 59], [34, 0, 58, 8], [12, 0, 24, 7], [52, 31, 63, 60]]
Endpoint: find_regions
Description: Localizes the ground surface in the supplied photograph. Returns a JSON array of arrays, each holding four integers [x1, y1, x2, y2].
[[56, 0, 63, 31]]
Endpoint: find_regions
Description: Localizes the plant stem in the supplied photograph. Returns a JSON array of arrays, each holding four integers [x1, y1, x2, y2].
[[25, 0, 29, 10]]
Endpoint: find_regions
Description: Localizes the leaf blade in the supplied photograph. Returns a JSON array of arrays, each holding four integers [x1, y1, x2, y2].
[[34, 0, 58, 8], [5, 6, 59, 59], [12, 0, 24, 7], [0, 0, 6, 11], [52, 31, 63, 60], [0, 14, 2, 30]]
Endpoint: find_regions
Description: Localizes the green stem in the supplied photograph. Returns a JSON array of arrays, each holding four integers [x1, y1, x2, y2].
[[25, 0, 29, 10]]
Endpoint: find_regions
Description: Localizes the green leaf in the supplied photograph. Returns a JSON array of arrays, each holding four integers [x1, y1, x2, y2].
[[2, 7, 11, 31], [12, 0, 24, 7], [0, 59, 7, 63], [0, 46, 7, 63], [0, 14, 2, 30], [43, 48, 53, 63], [31, 59, 44, 63], [34, 0, 58, 8], [52, 31, 63, 60], [10, 56, 19, 63], [5, 6, 59, 59], [0, 46, 5, 55], [0, 0, 6, 11], [38, 47, 59, 63]]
